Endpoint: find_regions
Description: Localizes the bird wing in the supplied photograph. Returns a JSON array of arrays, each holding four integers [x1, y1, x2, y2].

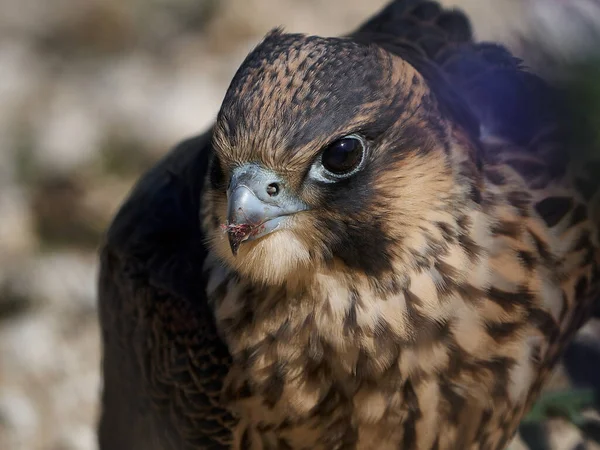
[[354, 0, 473, 55], [351, 0, 563, 147], [98, 132, 236, 449]]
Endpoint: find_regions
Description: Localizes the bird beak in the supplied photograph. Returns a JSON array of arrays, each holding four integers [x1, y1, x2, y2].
[[225, 164, 308, 255]]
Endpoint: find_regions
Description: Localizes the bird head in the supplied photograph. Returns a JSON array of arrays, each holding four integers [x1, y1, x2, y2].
[[205, 30, 482, 286]]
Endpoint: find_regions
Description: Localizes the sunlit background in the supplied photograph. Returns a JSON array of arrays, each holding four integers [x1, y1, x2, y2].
[[1, 1, 599, 449]]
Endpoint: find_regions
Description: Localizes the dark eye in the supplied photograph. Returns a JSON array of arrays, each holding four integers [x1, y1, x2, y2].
[[320, 135, 365, 176]]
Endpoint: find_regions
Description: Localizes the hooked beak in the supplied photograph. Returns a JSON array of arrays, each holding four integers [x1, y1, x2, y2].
[[224, 164, 308, 255]]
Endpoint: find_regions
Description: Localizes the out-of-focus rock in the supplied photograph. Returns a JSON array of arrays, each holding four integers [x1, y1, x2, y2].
[[0, 0, 220, 58], [205, 0, 388, 53], [0, 308, 101, 450], [92, 54, 224, 153], [0, 313, 63, 380], [0, 186, 36, 263], [7, 252, 98, 314], [32, 84, 103, 177], [52, 425, 97, 450], [0, 40, 46, 137], [0, 40, 48, 187], [0, 389, 39, 450]]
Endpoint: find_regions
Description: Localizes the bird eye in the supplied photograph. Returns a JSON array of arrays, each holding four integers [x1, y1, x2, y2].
[[320, 135, 365, 177]]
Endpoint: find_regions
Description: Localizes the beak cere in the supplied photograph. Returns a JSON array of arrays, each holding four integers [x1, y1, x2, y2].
[[224, 164, 308, 255]]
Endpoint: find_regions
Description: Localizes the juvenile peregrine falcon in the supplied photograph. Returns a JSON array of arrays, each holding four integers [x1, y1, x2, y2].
[[98, 1, 600, 449]]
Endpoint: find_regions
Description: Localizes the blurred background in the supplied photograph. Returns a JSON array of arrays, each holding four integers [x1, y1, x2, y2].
[[0, 0, 599, 449]]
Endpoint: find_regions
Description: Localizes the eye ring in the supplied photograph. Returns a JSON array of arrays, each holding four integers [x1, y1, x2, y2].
[[318, 134, 366, 179]]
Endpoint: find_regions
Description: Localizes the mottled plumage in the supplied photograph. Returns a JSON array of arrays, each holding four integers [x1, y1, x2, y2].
[[98, 1, 600, 449]]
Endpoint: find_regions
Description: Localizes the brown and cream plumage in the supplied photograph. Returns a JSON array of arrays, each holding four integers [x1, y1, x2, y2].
[[97, 1, 600, 449]]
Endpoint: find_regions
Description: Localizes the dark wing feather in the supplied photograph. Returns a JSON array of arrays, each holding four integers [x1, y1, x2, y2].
[[437, 43, 565, 146], [351, 0, 564, 147], [98, 132, 235, 449], [353, 0, 473, 57]]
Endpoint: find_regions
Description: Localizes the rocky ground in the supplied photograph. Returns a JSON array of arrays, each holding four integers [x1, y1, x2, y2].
[[0, 1, 599, 449]]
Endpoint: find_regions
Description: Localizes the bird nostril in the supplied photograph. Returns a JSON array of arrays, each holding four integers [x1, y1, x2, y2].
[[266, 182, 280, 197]]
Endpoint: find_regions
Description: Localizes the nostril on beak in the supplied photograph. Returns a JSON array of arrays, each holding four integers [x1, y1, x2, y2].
[[266, 182, 280, 197]]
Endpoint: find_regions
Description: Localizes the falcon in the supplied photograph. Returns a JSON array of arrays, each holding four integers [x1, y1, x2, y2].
[[97, 1, 600, 449]]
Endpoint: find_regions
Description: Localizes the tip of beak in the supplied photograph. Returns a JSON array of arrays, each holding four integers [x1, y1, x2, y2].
[[223, 222, 254, 256], [229, 235, 241, 256]]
